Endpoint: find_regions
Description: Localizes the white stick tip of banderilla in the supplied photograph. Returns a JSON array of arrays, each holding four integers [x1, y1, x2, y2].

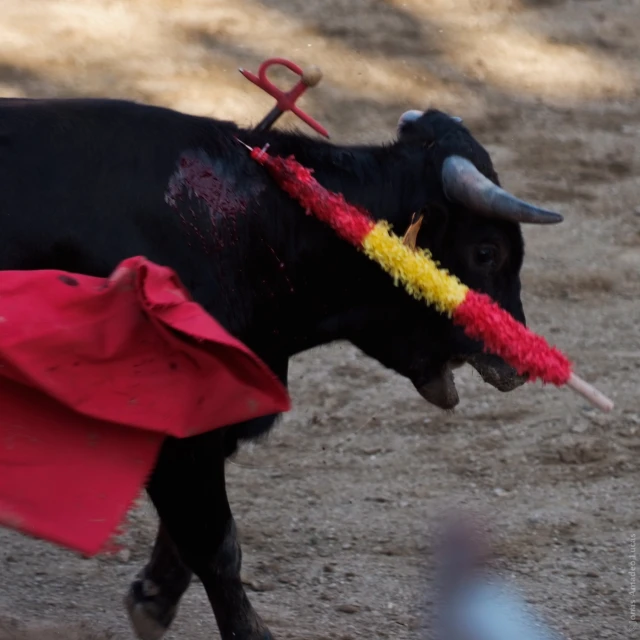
[[567, 373, 614, 413]]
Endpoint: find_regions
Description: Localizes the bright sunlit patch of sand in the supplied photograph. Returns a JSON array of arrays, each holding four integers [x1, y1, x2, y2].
[[391, 0, 633, 101], [0, 0, 635, 128], [0, 0, 474, 121]]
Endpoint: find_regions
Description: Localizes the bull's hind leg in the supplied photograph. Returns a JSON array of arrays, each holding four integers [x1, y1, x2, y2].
[[126, 428, 273, 640], [125, 522, 192, 640]]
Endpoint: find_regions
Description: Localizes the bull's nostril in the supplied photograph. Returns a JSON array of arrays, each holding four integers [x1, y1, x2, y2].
[[466, 353, 525, 391]]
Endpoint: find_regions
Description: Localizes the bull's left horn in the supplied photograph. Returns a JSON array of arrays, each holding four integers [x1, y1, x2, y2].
[[441, 155, 563, 225]]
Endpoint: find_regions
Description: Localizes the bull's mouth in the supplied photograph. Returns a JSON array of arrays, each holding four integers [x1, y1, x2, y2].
[[414, 354, 526, 410]]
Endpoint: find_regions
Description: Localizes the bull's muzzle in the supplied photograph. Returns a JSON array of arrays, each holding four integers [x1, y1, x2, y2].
[[466, 353, 527, 392], [414, 354, 525, 410]]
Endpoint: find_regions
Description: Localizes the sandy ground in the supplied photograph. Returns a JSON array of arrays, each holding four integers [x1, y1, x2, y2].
[[1, 0, 639, 638]]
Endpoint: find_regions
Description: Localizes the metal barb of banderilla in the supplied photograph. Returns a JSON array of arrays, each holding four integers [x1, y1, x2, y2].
[[239, 57, 329, 138]]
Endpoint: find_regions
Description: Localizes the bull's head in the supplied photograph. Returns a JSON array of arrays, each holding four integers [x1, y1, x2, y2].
[[339, 109, 563, 410]]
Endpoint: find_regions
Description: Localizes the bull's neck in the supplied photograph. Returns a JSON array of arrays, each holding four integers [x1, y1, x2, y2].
[[225, 134, 427, 361], [246, 132, 427, 221]]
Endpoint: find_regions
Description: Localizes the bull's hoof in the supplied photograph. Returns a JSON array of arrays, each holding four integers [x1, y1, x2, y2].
[[124, 576, 179, 640]]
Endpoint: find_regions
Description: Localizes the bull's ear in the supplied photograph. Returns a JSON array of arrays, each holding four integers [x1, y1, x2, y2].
[[402, 213, 424, 251]]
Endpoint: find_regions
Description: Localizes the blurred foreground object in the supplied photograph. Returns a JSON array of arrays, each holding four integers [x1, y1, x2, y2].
[[434, 514, 564, 640]]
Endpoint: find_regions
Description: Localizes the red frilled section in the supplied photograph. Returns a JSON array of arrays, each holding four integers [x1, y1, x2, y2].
[[250, 147, 375, 245], [453, 290, 572, 385]]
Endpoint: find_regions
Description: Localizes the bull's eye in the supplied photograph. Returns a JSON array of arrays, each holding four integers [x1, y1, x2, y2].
[[472, 243, 502, 271]]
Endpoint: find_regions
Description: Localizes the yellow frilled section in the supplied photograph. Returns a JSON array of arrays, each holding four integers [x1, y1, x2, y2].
[[361, 222, 468, 316]]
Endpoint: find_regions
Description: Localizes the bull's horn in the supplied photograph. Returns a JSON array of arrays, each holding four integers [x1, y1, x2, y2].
[[397, 110, 423, 129], [397, 110, 463, 128], [441, 155, 563, 225]]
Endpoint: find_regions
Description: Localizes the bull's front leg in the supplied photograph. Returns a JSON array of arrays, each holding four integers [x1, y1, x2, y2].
[[125, 428, 273, 640], [125, 522, 192, 640]]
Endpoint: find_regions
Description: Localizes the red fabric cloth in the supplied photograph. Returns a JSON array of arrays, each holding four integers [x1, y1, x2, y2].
[[0, 257, 290, 556]]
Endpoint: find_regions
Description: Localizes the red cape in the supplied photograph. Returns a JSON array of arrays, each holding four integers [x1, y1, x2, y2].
[[0, 257, 290, 555]]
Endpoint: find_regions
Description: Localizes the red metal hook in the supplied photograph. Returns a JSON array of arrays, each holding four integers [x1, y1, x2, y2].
[[239, 57, 330, 138]]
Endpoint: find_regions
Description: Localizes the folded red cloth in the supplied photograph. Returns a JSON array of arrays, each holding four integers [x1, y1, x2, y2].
[[0, 257, 290, 555]]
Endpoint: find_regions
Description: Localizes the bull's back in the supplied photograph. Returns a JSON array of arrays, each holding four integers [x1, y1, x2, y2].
[[0, 97, 240, 280]]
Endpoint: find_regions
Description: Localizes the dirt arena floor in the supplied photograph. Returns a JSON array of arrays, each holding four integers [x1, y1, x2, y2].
[[1, 0, 639, 638]]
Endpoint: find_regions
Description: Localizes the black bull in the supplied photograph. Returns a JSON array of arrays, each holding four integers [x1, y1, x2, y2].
[[0, 98, 562, 640]]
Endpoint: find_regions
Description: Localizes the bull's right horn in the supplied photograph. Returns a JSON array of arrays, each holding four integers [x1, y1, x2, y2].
[[441, 155, 564, 225]]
